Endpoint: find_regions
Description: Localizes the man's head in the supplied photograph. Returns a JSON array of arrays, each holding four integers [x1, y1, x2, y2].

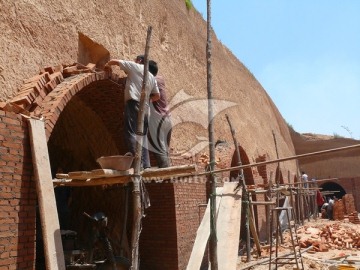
[[148, 60, 158, 76], [135, 55, 144, 64], [135, 55, 158, 76]]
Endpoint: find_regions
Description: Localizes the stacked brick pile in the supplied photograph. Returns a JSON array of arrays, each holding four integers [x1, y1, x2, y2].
[[330, 194, 357, 222], [343, 194, 356, 214], [341, 194, 359, 224], [348, 212, 360, 224], [333, 199, 345, 220], [295, 223, 360, 252]]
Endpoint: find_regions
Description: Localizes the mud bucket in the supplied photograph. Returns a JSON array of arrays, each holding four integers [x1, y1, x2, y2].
[[96, 152, 134, 171]]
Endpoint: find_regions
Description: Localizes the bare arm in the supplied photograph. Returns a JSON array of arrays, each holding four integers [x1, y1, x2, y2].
[[104, 59, 121, 70], [150, 93, 160, 102]]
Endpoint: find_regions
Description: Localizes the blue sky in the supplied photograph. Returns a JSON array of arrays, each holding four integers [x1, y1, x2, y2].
[[191, 0, 360, 139]]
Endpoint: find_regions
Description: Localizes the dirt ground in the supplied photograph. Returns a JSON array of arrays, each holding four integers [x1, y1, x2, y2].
[[237, 218, 360, 270]]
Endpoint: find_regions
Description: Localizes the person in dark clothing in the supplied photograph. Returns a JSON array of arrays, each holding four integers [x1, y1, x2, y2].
[[147, 60, 172, 168]]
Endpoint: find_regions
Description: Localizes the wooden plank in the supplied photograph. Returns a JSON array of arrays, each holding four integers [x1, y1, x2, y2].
[[68, 168, 134, 180], [345, 256, 360, 262], [141, 164, 196, 179], [53, 175, 132, 187], [55, 173, 69, 179], [217, 182, 242, 270], [68, 171, 92, 180], [28, 119, 65, 270], [92, 168, 134, 177], [251, 201, 276, 205], [186, 187, 223, 270]]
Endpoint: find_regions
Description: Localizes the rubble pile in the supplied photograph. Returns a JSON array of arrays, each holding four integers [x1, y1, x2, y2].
[[296, 222, 360, 252]]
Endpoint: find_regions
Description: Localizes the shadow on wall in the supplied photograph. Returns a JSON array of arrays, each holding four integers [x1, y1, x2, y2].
[[78, 32, 110, 69]]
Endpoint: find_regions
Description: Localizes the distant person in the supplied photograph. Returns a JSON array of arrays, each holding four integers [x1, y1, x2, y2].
[[301, 171, 308, 188], [321, 202, 329, 219], [327, 196, 335, 220], [316, 190, 325, 213], [147, 59, 172, 168], [104, 55, 160, 169]]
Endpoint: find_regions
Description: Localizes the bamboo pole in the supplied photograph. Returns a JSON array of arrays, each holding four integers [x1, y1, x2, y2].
[[206, 1, 218, 268], [225, 114, 251, 262], [192, 143, 360, 177], [131, 26, 152, 270], [292, 177, 338, 185], [272, 131, 283, 244], [249, 203, 261, 257], [266, 171, 273, 244]]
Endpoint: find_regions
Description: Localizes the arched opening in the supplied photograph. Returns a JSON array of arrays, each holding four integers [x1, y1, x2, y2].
[[320, 181, 346, 201], [29, 72, 133, 268], [229, 146, 258, 240], [47, 77, 129, 245], [275, 166, 284, 185]]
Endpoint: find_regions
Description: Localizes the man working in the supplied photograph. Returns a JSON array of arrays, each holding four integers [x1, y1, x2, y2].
[[148, 60, 172, 168], [105, 56, 160, 169]]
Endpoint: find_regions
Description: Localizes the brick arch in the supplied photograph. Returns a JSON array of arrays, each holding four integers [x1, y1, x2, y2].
[[230, 146, 254, 185], [275, 166, 284, 185], [36, 72, 108, 139], [9, 64, 125, 141], [229, 146, 261, 240], [11, 65, 134, 267], [320, 181, 347, 199]]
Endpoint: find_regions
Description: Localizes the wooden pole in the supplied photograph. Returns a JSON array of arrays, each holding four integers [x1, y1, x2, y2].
[[272, 131, 283, 243], [206, 0, 218, 268], [131, 26, 152, 270], [225, 114, 251, 262], [249, 199, 262, 257], [266, 171, 273, 245], [193, 143, 360, 177], [272, 131, 280, 186]]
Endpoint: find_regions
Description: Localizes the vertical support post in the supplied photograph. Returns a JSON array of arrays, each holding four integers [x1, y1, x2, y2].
[[131, 26, 152, 270], [206, 0, 218, 268], [267, 171, 273, 245], [272, 131, 283, 243], [225, 114, 251, 262]]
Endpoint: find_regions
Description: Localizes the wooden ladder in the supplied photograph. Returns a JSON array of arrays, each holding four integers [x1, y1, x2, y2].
[[269, 206, 304, 270]]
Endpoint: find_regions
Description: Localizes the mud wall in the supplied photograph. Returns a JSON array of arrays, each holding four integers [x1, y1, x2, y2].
[[0, 0, 297, 175]]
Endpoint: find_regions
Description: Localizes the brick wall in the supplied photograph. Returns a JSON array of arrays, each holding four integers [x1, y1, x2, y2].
[[0, 110, 35, 270], [139, 181, 207, 270], [140, 182, 178, 270], [174, 181, 207, 270]]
